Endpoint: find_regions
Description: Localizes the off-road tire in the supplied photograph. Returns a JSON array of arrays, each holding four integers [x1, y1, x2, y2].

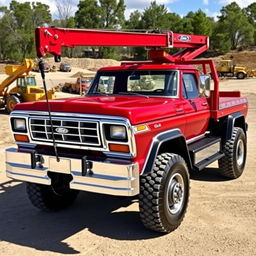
[[218, 127, 246, 179], [26, 182, 79, 211], [139, 153, 189, 233], [6, 95, 20, 113], [236, 72, 246, 79]]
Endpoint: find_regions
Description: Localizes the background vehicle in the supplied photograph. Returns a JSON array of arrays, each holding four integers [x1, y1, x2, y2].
[[60, 62, 71, 72], [62, 76, 94, 94], [33, 61, 50, 72], [0, 59, 55, 113], [216, 59, 256, 79], [5, 28, 248, 233]]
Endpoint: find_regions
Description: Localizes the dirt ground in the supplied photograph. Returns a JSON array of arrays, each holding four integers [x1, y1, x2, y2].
[[0, 74, 256, 256]]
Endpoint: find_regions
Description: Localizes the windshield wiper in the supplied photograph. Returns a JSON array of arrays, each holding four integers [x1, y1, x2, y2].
[[89, 92, 108, 96], [117, 92, 149, 98]]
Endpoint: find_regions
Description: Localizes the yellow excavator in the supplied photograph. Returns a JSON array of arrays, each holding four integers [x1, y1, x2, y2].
[[0, 59, 55, 113]]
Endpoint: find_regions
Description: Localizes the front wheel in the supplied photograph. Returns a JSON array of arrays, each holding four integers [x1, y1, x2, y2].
[[139, 153, 190, 233], [218, 127, 247, 179]]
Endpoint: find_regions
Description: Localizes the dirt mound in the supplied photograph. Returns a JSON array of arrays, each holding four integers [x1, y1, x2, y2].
[[213, 50, 256, 68], [46, 57, 120, 71], [71, 71, 95, 78]]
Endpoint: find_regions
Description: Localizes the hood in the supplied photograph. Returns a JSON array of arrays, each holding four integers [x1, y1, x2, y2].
[[15, 95, 178, 124]]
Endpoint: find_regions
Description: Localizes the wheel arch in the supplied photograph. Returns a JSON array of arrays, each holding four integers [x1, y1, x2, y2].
[[142, 129, 192, 175], [225, 112, 247, 141]]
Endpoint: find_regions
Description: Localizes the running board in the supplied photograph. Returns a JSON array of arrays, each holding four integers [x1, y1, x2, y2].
[[194, 152, 224, 171], [188, 136, 223, 171]]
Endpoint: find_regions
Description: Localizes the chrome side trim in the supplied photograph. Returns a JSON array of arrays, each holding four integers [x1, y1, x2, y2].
[[5, 148, 139, 196], [186, 132, 208, 144]]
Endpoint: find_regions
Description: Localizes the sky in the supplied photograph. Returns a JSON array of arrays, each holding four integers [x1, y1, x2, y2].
[[0, 0, 255, 20]]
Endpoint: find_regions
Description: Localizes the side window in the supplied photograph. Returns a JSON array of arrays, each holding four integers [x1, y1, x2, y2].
[[17, 77, 25, 88], [183, 73, 199, 99]]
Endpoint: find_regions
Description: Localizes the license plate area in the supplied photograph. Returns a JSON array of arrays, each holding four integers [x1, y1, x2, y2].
[[49, 157, 71, 174]]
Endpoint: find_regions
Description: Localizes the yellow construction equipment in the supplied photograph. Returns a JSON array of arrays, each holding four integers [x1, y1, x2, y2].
[[0, 59, 55, 113], [216, 59, 256, 79]]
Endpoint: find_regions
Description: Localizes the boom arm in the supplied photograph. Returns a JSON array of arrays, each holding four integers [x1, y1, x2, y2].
[[35, 28, 209, 62], [35, 27, 221, 115]]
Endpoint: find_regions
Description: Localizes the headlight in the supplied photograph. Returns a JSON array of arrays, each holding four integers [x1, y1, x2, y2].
[[12, 118, 27, 132], [110, 125, 127, 140]]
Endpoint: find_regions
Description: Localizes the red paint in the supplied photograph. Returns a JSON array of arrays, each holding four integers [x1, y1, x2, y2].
[[13, 28, 248, 173]]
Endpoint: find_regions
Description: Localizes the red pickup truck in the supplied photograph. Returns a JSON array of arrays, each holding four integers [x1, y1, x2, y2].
[[5, 28, 248, 233]]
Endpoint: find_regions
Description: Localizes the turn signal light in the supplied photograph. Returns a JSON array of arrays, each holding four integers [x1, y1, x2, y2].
[[14, 134, 29, 142], [109, 143, 130, 153]]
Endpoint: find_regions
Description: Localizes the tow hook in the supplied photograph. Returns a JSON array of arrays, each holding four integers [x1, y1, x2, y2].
[[82, 156, 93, 176], [31, 151, 45, 169]]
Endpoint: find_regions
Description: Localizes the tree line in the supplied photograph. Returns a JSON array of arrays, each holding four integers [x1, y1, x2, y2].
[[0, 0, 255, 61]]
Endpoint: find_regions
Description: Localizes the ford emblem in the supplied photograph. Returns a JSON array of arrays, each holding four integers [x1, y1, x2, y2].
[[55, 127, 69, 134], [178, 35, 191, 42]]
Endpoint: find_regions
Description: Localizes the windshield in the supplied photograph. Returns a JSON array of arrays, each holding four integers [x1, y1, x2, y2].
[[88, 70, 178, 97], [26, 77, 36, 86]]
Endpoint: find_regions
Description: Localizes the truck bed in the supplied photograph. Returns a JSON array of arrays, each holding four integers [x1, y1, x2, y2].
[[213, 91, 248, 119]]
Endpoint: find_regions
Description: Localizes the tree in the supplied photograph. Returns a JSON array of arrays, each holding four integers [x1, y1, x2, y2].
[[244, 3, 256, 44], [55, 0, 75, 27], [216, 2, 254, 50], [166, 12, 183, 32], [75, 0, 126, 59], [125, 10, 142, 30], [75, 0, 101, 28], [185, 10, 213, 36], [0, 0, 51, 61], [99, 0, 125, 29], [140, 1, 170, 30]]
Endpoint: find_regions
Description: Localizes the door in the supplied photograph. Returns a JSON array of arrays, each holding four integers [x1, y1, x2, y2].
[[182, 72, 210, 139]]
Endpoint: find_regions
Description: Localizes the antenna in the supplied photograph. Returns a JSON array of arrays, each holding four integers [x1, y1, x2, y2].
[[39, 59, 60, 162]]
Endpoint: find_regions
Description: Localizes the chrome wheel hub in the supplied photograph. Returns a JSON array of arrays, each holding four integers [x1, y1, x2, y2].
[[236, 139, 245, 167], [167, 173, 184, 215]]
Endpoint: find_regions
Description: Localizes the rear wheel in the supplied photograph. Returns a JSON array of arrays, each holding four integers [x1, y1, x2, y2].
[[26, 174, 79, 211], [139, 153, 189, 233], [218, 127, 246, 179], [6, 95, 20, 113], [236, 72, 246, 79]]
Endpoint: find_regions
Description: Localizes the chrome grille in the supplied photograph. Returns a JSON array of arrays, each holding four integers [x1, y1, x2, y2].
[[29, 117, 101, 146]]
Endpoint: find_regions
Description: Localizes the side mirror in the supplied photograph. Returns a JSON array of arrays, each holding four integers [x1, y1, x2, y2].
[[199, 74, 211, 97]]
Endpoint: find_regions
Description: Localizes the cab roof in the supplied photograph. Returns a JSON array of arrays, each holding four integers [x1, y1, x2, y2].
[[99, 63, 197, 72]]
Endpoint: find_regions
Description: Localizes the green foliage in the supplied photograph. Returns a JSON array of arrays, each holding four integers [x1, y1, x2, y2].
[[215, 2, 254, 50], [185, 10, 213, 36], [0, 0, 255, 62], [75, 0, 125, 58], [244, 3, 256, 44], [75, 0, 101, 28], [0, 0, 51, 61], [140, 1, 170, 30]]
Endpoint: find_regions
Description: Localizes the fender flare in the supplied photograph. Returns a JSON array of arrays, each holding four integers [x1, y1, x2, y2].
[[141, 129, 192, 175], [225, 112, 247, 140]]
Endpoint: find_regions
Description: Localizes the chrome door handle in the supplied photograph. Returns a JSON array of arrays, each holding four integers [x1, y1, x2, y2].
[[201, 102, 208, 106], [176, 108, 183, 112]]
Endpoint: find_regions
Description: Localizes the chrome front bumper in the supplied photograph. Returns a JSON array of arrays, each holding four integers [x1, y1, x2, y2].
[[5, 148, 139, 196]]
